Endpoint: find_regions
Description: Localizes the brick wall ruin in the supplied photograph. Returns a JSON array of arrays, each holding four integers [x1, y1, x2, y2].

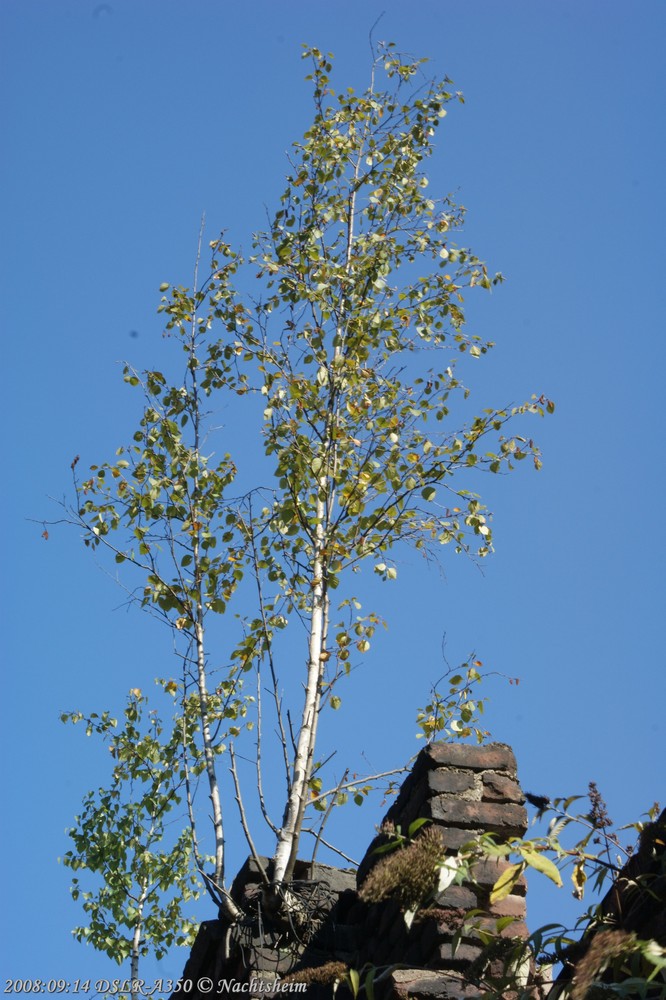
[[171, 741, 666, 1000]]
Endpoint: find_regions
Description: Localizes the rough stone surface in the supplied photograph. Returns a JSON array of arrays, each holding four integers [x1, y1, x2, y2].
[[488, 894, 527, 919], [389, 968, 487, 1000], [434, 885, 478, 910], [428, 797, 528, 837], [438, 941, 485, 966], [472, 857, 527, 892], [428, 769, 478, 796], [435, 828, 480, 851], [481, 772, 524, 804], [383, 768, 428, 824], [425, 742, 517, 773]]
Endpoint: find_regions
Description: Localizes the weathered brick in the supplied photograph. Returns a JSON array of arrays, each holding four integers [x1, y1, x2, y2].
[[426, 742, 517, 774], [500, 920, 529, 940], [433, 827, 479, 851], [485, 894, 527, 920], [482, 772, 524, 804], [388, 912, 409, 951], [429, 797, 527, 837], [411, 916, 439, 959], [384, 774, 430, 831], [435, 883, 478, 909], [428, 769, 478, 796], [371, 935, 392, 966], [471, 916, 530, 940], [404, 931, 431, 967], [438, 940, 485, 965], [472, 857, 528, 895], [390, 969, 486, 1000], [378, 899, 399, 936]]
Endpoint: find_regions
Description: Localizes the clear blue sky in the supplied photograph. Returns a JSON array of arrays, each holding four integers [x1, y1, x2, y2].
[[2, 0, 664, 986]]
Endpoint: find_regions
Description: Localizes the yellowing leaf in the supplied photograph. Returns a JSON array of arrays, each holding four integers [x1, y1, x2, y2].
[[489, 862, 524, 905], [571, 860, 587, 900], [129, 688, 142, 699], [519, 847, 562, 886]]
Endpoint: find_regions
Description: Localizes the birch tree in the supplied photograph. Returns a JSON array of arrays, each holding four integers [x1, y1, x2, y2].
[[59, 42, 552, 962]]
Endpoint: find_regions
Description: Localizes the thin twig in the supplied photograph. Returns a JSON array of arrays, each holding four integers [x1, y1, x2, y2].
[[255, 661, 278, 835], [229, 745, 270, 886], [309, 768, 349, 876], [244, 500, 291, 796], [301, 829, 358, 867], [308, 766, 409, 807]]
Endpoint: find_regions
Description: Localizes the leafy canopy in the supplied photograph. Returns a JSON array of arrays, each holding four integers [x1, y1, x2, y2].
[[60, 41, 553, 972]]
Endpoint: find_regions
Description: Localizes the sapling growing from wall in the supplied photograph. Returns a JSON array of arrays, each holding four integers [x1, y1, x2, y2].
[[57, 43, 552, 974]]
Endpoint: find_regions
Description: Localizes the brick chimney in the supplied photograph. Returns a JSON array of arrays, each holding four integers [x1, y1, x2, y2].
[[171, 741, 530, 999]]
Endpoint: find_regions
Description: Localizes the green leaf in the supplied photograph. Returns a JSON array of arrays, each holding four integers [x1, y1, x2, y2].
[[407, 817, 431, 838], [364, 968, 376, 1000]]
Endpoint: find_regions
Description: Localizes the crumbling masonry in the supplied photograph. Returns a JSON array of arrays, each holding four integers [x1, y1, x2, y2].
[[171, 741, 666, 1000]]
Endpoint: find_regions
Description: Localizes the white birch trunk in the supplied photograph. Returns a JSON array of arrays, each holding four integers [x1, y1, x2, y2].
[[271, 144, 361, 891], [130, 879, 148, 995], [272, 495, 327, 888], [193, 616, 226, 882], [191, 522, 240, 918], [193, 613, 241, 920]]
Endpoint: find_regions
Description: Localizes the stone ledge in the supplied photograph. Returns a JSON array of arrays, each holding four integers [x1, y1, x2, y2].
[[425, 743, 517, 774]]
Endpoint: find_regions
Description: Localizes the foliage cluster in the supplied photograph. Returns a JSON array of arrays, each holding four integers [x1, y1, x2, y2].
[[61, 693, 201, 971]]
